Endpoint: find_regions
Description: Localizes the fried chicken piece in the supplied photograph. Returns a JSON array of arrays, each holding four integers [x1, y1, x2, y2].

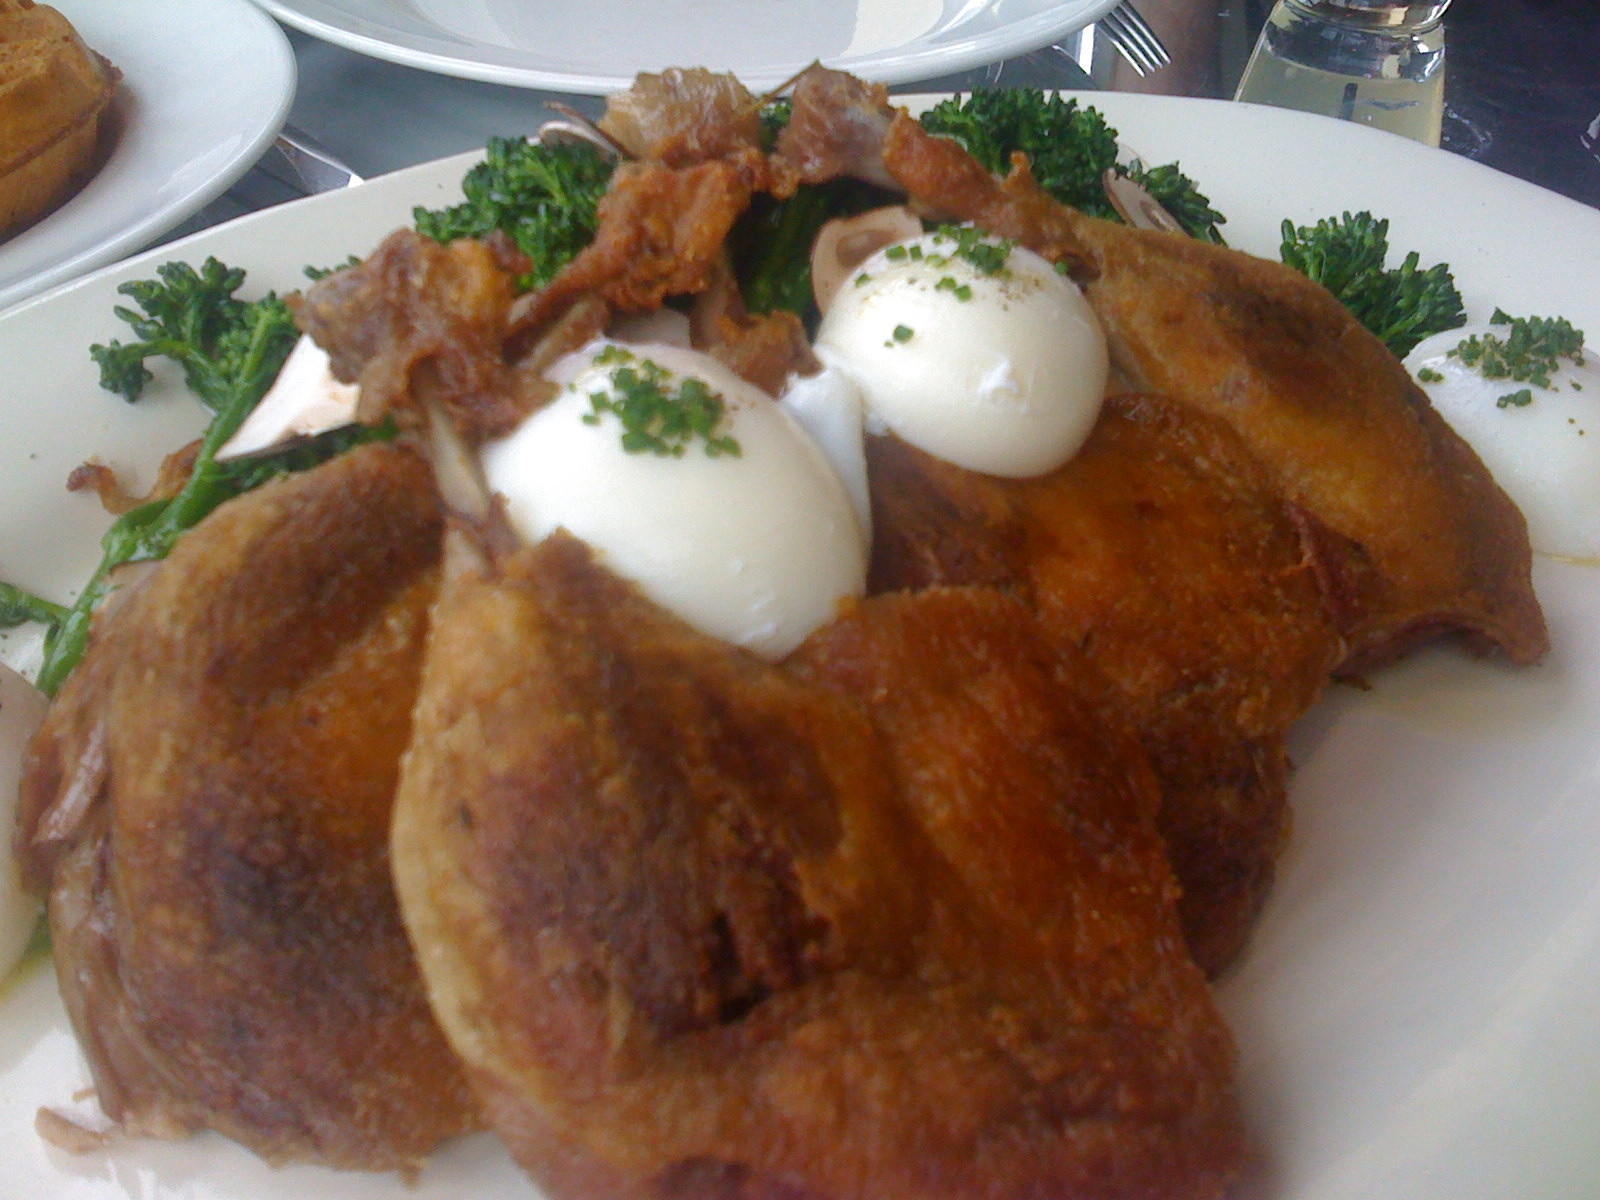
[[868, 395, 1345, 973], [1053, 212, 1547, 669], [777, 77, 1544, 670], [14, 442, 478, 1170], [392, 526, 1244, 1200]]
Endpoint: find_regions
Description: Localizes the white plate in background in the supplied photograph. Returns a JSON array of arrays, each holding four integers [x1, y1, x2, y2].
[[1, 95, 1598, 1199], [0, 0, 295, 312], [248, 0, 1119, 93]]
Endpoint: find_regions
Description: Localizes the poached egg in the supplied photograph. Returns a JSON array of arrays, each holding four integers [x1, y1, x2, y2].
[[815, 228, 1107, 478], [1408, 320, 1599, 561], [482, 340, 868, 660]]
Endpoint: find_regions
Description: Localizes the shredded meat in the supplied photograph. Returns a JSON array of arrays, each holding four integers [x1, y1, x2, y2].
[[66, 439, 199, 514], [766, 68, 1090, 271], [600, 67, 768, 174], [514, 160, 756, 333], [292, 230, 531, 439], [770, 65, 897, 193], [685, 257, 819, 394], [880, 114, 1094, 274]]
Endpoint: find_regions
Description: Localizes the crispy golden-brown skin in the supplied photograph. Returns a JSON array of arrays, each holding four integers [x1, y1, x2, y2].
[[868, 394, 1345, 973], [860, 77, 1546, 671], [392, 527, 1245, 1200], [15, 442, 477, 1170], [1060, 214, 1547, 669]]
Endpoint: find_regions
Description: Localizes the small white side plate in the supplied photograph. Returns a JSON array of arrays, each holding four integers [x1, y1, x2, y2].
[[0, 0, 296, 312]]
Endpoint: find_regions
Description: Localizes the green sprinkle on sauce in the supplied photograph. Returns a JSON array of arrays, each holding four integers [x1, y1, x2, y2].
[[1447, 309, 1587, 409], [580, 346, 741, 458], [879, 227, 1015, 287], [935, 276, 974, 302], [934, 224, 1014, 275]]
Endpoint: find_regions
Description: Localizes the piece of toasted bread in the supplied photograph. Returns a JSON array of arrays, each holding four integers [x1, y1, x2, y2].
[[0, 1, 119, 241]]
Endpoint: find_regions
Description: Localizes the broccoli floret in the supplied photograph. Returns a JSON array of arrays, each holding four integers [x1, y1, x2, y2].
[[413, 137, 614, 291], [90, 258, 294, 410], [1123, 161, 1227, 244], [1279, 211, 1465, 358], [28, 260, 386, 695], [918, 90, 1225, 242], [726, 178, 900, 323], [921, 90, 1117, 209], [758, 96, 793, 151]]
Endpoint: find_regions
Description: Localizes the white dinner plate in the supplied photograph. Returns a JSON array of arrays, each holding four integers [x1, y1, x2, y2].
[[0, 0, 295, 313], [2, 95, 1599, 1200], [247, 0, 1121, 93]]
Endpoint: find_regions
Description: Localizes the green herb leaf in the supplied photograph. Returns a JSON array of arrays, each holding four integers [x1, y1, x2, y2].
[[1451, 309, 1586, 393]]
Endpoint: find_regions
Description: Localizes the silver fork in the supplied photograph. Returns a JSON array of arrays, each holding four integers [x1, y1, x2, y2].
[[1096, 1, 1171, 77]]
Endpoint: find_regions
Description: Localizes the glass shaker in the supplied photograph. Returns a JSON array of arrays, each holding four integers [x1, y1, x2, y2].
[[1233, 0, 1451, 146]]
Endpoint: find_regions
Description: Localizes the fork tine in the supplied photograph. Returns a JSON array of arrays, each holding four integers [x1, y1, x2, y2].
[[1126, 9, 1173, 70], [1098, 2, 1171, 77], [1130, 12, 1172, 70], [1117, 2, 1172, 62], [1105, 6, 1168, 75], [1097, 11, 1152, 76]]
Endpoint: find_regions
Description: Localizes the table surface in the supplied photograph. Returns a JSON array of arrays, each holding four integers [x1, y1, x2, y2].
[[177, 0, 1600, 241]]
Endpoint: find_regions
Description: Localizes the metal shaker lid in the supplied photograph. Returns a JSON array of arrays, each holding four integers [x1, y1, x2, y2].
[[1286, 0, 1452, 28]]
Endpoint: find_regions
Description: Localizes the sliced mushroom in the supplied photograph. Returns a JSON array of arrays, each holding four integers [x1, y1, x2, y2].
[[214, 335, 362, 461], [537, 103, 627, 159], [1102, 168, 1185, 235], [609, 306, 692, 348], [809, 205, 923, 314]]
